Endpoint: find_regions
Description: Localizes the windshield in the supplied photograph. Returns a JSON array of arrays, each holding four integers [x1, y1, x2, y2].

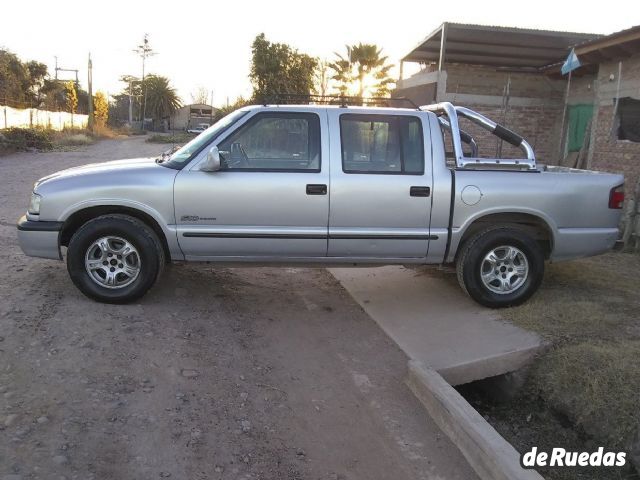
[[161, 109, 250, 169]]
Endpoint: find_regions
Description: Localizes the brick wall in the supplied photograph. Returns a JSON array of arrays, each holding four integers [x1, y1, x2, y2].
[[590, 104, 640, 196], [397, 59, 639, 174], [445, 64, 565, 99], [589, 54, 640, 200], [439, 64, 566, 162], [452, 104, 562, 162]]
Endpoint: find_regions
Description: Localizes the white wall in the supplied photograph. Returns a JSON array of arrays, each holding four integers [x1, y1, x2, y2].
[[1, 105, 88, 130]]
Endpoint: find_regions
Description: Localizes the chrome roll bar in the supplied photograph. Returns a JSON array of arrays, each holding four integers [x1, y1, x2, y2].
[[421, 102, 536, 169], [437, 117, 479, 158]]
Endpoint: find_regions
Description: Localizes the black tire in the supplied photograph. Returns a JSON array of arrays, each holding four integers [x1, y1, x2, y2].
[[67, 214, 165, 304], [456, 226, 544, 308]]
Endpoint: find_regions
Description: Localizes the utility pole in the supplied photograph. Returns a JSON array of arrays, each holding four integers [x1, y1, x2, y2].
[[87, 53, 94, 130], [133, 34, 156, 130], [210, 90, 214, 124], [54, 56, 80, 115], [128, 80, 133, 125]]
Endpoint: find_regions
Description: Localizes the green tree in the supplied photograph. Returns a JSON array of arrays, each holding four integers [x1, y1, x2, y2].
[[143, 74, 181, 129], [215, 96, 250, 119], [249, 33, 317, 103], [0, 50, 38, 106], [40, 79, 66, 111], [329, 43, 395, 99], [314, 60, 331, 98], [93, 91, 109, 127], [190, 86, 210, 105], [111, 75, 142, 123], [25, 60, 48, 104], [64, 81, 78, 114]]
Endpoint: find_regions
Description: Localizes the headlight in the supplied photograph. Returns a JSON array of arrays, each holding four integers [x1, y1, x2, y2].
[[28, 193, 41, 215]]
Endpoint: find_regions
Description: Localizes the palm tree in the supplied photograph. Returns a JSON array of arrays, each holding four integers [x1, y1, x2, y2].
[[329, 43, 395, 99], [143, 75, 182, 130]]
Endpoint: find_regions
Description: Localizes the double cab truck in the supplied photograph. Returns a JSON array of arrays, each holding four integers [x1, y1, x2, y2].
[[17, 102, 625, 307]]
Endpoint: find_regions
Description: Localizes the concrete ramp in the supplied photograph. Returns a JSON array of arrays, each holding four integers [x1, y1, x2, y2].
[[329, 266, 543, 385]]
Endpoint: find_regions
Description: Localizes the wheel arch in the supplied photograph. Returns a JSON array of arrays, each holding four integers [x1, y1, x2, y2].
[[453, 211, 555, 262], [59, 205, 171, 262]]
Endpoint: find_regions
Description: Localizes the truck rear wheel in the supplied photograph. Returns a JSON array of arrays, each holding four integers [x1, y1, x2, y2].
[[456, 226, 544, 308], [67, 214, 165, 304]]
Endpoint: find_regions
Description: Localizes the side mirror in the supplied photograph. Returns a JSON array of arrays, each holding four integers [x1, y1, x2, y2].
[[201, 146, 221, 172]]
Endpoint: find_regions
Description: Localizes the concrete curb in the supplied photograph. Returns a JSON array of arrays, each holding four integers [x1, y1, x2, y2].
[[437, 343, 546, 386], [406, 360, 544, 480]]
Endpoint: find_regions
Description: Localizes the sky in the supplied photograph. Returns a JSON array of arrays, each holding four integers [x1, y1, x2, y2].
[[2, 0, 638, 106]]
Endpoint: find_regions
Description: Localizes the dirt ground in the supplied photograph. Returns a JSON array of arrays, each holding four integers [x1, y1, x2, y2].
[[0, 137, 477, 480]]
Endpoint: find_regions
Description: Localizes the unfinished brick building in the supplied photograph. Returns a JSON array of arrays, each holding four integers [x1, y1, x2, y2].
[[395, 23, 640, 243]]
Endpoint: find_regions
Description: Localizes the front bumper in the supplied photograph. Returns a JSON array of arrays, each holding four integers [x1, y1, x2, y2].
[[17, 215, 63, 260]]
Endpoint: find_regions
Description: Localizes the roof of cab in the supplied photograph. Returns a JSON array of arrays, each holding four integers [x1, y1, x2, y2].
[[239, 104, 425, 115]]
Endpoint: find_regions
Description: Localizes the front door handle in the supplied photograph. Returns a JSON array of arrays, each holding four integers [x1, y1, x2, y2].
[[410, 186, 431, 197], [306, 184, 327, 195]]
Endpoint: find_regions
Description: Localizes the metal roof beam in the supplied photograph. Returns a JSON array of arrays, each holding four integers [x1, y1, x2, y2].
[[426, 40, 569, 57], [405, 50, 554, 67]]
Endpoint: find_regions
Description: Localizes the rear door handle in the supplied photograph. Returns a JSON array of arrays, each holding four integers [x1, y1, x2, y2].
[[410, 186, 431, 197], [306, 184, 327, 195]]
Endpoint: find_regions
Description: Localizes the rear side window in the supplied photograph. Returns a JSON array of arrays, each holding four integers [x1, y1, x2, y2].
[[340, 114, 424, 174], [218, 112, 321, 171]]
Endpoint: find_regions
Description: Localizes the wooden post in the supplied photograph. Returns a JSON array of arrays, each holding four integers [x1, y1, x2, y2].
[[438, 23, 448, 72], [558, 70, 572, 163], [87, 53, 94, 131]]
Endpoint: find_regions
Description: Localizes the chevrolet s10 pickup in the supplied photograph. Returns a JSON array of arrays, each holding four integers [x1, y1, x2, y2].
[[17, 102, 625, 307]]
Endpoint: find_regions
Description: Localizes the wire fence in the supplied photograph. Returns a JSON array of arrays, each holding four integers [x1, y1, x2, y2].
[[1, 104, 87, 131]]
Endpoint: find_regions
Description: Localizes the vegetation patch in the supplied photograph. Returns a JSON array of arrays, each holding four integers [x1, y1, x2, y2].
[[0, 127, 54, 152], [535, 341, 640, 450], [0, 125, 126, 155], [54, 132, 94, 147]]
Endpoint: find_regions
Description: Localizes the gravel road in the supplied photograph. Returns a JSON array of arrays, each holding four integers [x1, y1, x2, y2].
[[0, 137, 476, 480]]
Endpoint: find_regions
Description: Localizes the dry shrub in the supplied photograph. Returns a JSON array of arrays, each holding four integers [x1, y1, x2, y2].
[[91, 124, 118, 139]]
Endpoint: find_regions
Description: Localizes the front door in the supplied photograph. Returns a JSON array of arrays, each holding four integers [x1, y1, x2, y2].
[[174, 110, 329, 259], [327, 111, 433, 258]]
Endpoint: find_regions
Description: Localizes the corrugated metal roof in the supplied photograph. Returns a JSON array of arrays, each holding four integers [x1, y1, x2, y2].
[[544, 25, 640, 76], [573, 24, 640, 50], [402, 22, 600, 69]]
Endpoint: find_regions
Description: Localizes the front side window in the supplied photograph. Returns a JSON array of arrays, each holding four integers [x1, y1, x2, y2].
[[340, 114, 424, 174], [218, 112, 321, 171]]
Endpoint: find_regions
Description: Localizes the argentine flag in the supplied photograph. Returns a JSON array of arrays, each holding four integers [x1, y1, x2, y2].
[[561, 49, 581, 75]]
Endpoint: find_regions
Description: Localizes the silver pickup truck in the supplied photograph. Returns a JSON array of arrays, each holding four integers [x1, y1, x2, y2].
[[17, 102, 624, 307]]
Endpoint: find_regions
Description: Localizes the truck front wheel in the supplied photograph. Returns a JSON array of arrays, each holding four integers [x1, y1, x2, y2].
[[67, 214, 165, 303], [456, 227, 544, 308]]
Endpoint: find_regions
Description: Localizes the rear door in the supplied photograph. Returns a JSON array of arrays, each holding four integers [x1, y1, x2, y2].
[[174, 109, 330, 259], [327, 110, 433, 258]]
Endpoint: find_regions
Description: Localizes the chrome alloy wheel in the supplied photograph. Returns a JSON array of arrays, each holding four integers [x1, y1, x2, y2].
[[480, 245, 529, 295], [84, 236, 141, 289]]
